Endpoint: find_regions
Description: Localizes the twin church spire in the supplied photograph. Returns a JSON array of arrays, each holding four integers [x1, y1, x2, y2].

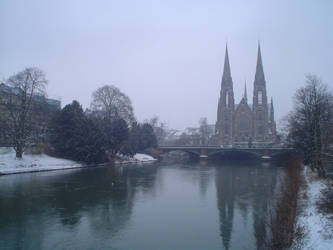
[[216, 42, 276, 145], [221, 42, 266, 102]]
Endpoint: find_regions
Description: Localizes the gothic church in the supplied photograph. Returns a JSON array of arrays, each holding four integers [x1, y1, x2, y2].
[[215, 44, 277, 146]]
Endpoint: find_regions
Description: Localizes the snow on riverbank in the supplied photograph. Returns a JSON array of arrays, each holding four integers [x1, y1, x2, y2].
[[0, 147, 83, 175], [0, 148, 157, 175], [298, 167, 333, 249], [115, 153, 157, 164]]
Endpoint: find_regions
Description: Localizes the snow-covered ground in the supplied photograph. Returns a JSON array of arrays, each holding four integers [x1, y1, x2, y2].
[[298, 166, 333, 249], [0, 147, 157, 175], [0, 147, 83, 175], [115, 153, 157, 164]]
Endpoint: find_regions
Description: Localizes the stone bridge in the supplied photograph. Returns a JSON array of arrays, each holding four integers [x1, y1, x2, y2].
[[159, 146, 294, 160]]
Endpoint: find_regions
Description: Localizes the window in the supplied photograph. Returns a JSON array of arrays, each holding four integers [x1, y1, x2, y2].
[[258, 113, 263, 120], [225, 91, 229, 107], [224, 124, 229, 134], [258, 126, 263, 135], [258, 91, 262, 105]]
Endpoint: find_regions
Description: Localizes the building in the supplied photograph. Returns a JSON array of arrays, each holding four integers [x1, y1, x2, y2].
[[215, 44, 277, 146], [0, 83, 61, 110], [0, 83, 61, 145]]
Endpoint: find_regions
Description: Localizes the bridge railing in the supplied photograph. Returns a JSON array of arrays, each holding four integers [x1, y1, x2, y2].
[[159, 145, 292, 150]]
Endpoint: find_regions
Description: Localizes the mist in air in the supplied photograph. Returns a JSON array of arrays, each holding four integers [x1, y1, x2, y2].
[[1, 0, 332, 130]]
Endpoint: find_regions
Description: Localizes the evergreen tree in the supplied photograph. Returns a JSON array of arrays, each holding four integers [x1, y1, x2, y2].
[[50, 101, 105, 163], [102, 118, 129, 158], [138, 123, 157, 152]]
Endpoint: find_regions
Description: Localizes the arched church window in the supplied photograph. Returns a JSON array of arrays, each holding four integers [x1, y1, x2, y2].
[[258, 126, 263, 135], [258, 91, 262, 105], [224, 124, 229, 134], [225, 91, 229, 107], [258, 113, 263, 120]]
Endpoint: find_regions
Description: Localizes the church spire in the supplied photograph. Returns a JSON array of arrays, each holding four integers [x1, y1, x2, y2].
[[222, 44, 232, 85], [270, 97, 274, 120], [243, 81, 248, 103], [254, 41, 266, 85], [270, 96, 276, 135]]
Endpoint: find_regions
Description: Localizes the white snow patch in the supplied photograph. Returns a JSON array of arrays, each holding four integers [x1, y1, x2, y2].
[[115, 153, 157, 164], [298, 166, 333, 249], [133, 153, 156, 162], [0, 147, 83, 175]]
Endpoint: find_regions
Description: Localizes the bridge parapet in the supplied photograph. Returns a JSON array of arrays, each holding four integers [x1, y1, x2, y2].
[[158, 146, 294, 160]]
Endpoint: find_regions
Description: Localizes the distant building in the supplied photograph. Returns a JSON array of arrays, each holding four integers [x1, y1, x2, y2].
[[215, 44, 277, 146], [0, 83, 61, 145], [0, 83, 61, 110]]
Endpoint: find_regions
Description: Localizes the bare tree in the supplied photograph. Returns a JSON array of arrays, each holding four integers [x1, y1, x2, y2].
[[4, 67, 48, 158], [287, 74, 333, 176], [199, 117, 209, 145], [145, 116, 167, 146], [90, 85, 135, 124]]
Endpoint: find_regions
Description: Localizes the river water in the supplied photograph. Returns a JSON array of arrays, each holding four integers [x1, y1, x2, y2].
[[0, 160, 282, 250]]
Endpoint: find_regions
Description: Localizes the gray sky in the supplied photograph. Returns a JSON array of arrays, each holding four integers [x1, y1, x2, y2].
[[1, 0, 332, 130]]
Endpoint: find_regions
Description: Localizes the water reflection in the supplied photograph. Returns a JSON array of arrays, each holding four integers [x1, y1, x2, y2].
[[0, 165, 158, 249], [215, 161, 278, 250], [0, 161, 281, 249]]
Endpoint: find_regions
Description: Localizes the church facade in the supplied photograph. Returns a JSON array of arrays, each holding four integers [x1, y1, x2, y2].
[[215, 44, 277, 146]]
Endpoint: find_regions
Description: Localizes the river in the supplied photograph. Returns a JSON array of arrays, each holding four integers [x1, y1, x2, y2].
[[0, 160, 282, 249]]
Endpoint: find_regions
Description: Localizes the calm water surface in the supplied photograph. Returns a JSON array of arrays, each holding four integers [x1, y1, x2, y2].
[[0, 161, 281, 250]]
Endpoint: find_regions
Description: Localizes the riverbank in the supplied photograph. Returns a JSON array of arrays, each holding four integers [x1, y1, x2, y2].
[[297, 166, 333, 249], [0, 148, 156, 175], [115, 153, 157, 165], [0, 147, 84, 175]]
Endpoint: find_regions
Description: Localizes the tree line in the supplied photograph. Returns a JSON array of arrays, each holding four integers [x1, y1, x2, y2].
[[0, 67, 157, 163], [285, 74, 333, 177]]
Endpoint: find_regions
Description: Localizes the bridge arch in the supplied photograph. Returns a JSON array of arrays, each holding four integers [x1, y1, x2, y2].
[[208, 149, 262, 159], [160, 149, 201, 160]]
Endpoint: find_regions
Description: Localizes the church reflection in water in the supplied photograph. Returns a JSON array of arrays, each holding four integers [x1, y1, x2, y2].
[[0, 160, 281, 250], [215, 161, 279, 250]]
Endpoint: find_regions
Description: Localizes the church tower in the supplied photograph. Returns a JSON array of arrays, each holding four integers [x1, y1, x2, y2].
[[216, 45, 235, 145], [269, 97, 276, 136], [252, 43, 269, 142]]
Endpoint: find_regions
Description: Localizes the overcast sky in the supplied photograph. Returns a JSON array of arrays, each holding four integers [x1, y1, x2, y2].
[[1, 0, 332, 130]]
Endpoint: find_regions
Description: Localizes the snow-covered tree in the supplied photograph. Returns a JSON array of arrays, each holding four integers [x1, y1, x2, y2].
[[286, 74, 333, 176], [4, 67, 48, 158]]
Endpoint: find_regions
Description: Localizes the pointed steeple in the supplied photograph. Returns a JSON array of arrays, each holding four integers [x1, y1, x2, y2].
[[254, 41, 266, 85], [270, 97, 274, 119], [243, 81, 248, 103], [222, 44, 232, 85], [270, 96, 276, 135]]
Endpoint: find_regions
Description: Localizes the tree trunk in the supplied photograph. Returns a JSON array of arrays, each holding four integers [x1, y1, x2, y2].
[[15, 145, 23, 159]]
